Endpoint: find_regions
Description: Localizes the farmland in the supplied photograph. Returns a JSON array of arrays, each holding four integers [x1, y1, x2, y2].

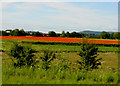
[[1, 36, 120, 84]]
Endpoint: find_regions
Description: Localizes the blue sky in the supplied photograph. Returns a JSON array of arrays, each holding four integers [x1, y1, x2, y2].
[[1, 2, 118, 33]]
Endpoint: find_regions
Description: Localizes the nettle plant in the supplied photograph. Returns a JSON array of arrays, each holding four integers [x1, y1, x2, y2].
[[77, 38, 102, 70], [40, 50, 56, 70], [10, 42, 36, 67]]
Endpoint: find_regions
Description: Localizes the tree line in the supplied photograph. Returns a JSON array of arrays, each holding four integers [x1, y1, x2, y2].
[[0, 29, 120, 39]]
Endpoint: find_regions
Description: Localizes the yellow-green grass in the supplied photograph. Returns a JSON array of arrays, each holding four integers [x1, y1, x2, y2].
[[1, 39, 119, 84], [2, 51, 119, 84]]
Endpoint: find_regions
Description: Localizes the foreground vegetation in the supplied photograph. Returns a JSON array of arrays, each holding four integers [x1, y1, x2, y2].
[[2, 39, 119, 84]]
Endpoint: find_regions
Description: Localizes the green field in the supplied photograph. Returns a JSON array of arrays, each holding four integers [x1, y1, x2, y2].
[[2, 39, 119, 53], [2, 39, 120, 84]]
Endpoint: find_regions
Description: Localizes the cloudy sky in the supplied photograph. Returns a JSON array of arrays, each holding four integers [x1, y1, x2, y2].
[[1, 2, 118, 33]]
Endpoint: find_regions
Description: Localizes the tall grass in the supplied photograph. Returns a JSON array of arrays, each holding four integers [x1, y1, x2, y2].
[[2, 61, 118, 84]]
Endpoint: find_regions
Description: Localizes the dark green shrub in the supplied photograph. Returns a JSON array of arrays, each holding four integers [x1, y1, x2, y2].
[[107, 76, 114, 83], [40, 50, 56, 70], [78, 38, 102, 70], [77, 73, 86, 81], [10, 42, 36, 67]]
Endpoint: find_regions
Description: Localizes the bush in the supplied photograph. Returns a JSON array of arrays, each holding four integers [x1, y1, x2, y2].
[[78, 38, 102, 70], [10, 42, 36, 67], [107, 76, 114, 83], [40, 50, 56, 70]]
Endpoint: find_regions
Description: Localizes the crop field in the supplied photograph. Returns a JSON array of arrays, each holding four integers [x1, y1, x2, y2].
[[1, 36, 120, 84], [1, 36, 119, 44]]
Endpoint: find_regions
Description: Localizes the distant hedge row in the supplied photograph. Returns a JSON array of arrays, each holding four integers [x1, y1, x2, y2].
[[1, 29, 120, 39], [22, 41, 120, 47]]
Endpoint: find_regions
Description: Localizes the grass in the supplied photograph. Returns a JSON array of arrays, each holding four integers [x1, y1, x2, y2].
[[2, 52, 118, 84], [2, 39, 119, 53], [2, 39, 119, 84]]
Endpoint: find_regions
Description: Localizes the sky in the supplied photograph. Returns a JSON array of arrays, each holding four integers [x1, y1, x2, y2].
[[0, 1, 118, 33]]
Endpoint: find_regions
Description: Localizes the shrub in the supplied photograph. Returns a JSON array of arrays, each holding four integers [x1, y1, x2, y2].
[[107, 76, 114, 83], [40, 50, 56, 70], [10, 42, 36, 67], [78, 38, 102, 70]]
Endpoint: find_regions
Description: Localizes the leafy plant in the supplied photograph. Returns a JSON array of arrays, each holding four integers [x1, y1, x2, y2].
[[40, 50, 56, 70], [77, 38, 102, 70], [10, 42, 36, 67], [107, 75, 114, 83]]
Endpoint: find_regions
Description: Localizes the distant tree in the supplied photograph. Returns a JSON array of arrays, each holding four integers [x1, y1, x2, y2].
[[10, 29, 20, 36], [33, 31, 43, 37], [113, 32, 120, 39], [19, 29, 26, 36], [56, 33, 61, 37], [94, 35, 100, 39], [48, 31, 56, 37], [110, 33, 115, 39], [0, 31, 1, 36], [79, 33, 84, 38], [60, 31, 66, 37], [70, 32, 79, 37], [66, 32, 70, 37], [1, 31, 8, 36], [100, 31, 110, 39]]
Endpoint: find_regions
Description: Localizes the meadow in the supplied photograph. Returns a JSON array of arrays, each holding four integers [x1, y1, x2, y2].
[[1, 37, 120, 84]]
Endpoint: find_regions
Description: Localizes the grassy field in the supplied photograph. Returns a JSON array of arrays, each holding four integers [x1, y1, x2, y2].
[[2, 39, 119, 53], [2, 39, 119, 84]]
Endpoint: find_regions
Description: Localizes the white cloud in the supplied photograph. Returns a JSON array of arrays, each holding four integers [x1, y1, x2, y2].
[[2, 2, 118, 32]]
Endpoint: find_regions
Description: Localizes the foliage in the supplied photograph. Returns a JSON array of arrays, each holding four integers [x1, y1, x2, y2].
[[70, 32, 79, 37], [1, 30, 9, 36], [40, 50, 56, 70], [48, 31, 57, 37], [1, 29, 120, 39], [10, 29, 20, 36], [78, 38, 102, 70], [110, 33, 114, 39], [100, 31, 110, 39], [10, 42, 36, 67], [60, 31, 66, 37], [33, 31, 43, 37], [19, 29, 26, 36], [66, 32, 70, 37], [113, 32, 120, 39], [2, 39, 118, 84]]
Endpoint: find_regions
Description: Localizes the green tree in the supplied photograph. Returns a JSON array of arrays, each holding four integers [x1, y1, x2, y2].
[[19, 29, 26, 36], [66, 32, 70, 37], [70, 32, 79, 37], [79, 33, 84, 38], [10, 29, 20, 36], [33, 31, 43, 37], [110, 33, 115, 39], [1, 31, 7, 36], [48, 31, 56, 37], [60, 31, 66, 37], [113, 32, 120, 39], [100, 31, 110, 39], [56, 33, 61, 37], [77, 38, 102, 70]]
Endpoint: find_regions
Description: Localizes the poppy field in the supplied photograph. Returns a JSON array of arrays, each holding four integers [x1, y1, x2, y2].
[[1, 36, 119, 45], [1, 36, 120, 84]]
